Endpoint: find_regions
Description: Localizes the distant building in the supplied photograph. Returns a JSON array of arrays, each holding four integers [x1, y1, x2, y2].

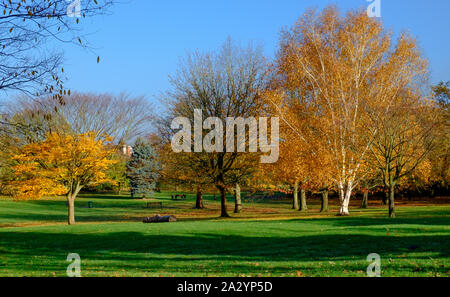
[[122, 145, 133, 157]]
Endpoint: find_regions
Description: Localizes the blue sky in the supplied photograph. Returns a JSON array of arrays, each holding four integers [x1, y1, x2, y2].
[[61, 0, 450, 108]]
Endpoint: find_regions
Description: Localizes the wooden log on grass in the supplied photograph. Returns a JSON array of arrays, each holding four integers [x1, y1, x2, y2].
[[143, 215, 177, 223]]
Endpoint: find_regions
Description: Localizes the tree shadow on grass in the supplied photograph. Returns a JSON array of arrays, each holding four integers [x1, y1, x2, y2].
[[1, 230, 448, 263], [1, 206, 449, 228], [307, 216, 450, 228], [0, 212, 144, 225]]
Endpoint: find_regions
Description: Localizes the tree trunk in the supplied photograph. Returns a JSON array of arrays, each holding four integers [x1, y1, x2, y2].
[[66, 182, 82, 225], [234, 183, 242, 213], [299, 188, 308, 211], [67, 195, 76, 225], [338, 181, 352, 216], [361, 189, 369, 209], [389, 184, 396, 218], [382, 191, 388, 205], [218, 185, 229, 218], [195, 187, 204, 209], [320, 189, 329, 212], [293, 180, 299, 210]]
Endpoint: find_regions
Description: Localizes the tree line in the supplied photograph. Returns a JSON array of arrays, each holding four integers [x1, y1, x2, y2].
[[0, 5, 448, 224], [156, 7, 448, 219]]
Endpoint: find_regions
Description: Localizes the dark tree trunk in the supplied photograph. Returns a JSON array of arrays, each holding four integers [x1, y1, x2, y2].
[[361, 189, 369, 209], [389, 184, 396, 218], [299, 188, 308, 211], [219, 186, 229, 217], [293, 180, 299, 210], [234, 183, 242, 213], [320, 189, 329, 212], [195, 187, 204, 209], [382, 191, 388, 205], [117, 182, 122, 195]]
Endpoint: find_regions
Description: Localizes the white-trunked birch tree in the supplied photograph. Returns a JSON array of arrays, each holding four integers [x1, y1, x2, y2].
[[269, 6, 429, 215]]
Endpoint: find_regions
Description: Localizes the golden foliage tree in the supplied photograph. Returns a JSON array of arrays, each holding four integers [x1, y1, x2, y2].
[[12, 132, 116, 225], [263, 88, 334, 212], [266, 6, 428, 215]]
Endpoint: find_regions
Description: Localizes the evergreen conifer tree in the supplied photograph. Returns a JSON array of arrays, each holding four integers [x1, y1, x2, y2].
[[126, 138, 160, 198]]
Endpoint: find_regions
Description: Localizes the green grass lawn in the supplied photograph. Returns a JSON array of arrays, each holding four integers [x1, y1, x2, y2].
[[0, 193, 449, 277]]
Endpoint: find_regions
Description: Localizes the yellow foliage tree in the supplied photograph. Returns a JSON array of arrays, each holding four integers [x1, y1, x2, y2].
[[12, 132, 117, 225], [262, 87, 334, 213]]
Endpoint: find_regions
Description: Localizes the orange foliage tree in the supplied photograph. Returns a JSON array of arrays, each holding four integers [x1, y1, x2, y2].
[[12, 132, 117, 225], [266, 6, 428, 215], [260, 88, 333, 212]]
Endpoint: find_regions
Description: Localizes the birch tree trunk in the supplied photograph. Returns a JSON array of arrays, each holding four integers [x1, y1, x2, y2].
[[234, 183, 242, 213], [338, 181, 352, 216]]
